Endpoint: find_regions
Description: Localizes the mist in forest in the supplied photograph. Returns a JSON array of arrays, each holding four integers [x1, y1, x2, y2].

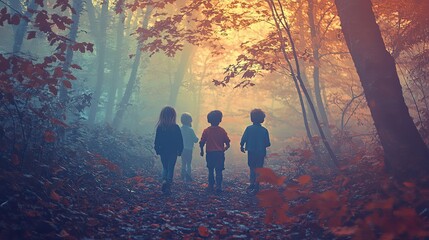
[[1, 0, 428, 239]]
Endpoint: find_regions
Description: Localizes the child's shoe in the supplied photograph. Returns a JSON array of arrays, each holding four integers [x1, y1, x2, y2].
[[206, 185, 214, 193], [162, 181, 172, 195], [215, 188, 222, 194]]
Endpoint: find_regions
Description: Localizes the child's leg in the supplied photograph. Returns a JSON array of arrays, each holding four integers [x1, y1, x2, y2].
[[166, 155, 177, 184], [182, 149, 192, 179], [208, 167, 215, 188], [254, 155, 265, 191], [249, 167, 256, 186], [215, 152, 225, 191], [186, 150, 192, 179], [181, 156, 186, 179], [215, 168, 223, 190], [160, 155, 168, 181]]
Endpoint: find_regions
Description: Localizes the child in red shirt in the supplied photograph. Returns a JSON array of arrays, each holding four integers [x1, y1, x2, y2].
[[200, 110, 230, 193]]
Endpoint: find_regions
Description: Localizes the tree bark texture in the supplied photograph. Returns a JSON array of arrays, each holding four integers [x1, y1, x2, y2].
[[307, 0, 332, 139], [105, 7, 125, 123], [335, 0, 429, 179], [59, 0, 83, 104], [112, 7, 153, 128], [88, 0, 109, 124]]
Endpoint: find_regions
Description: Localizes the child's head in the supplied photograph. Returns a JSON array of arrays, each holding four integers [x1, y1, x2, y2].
[[181, 112, 193, 126], [207, 110, 223, 126], [250, 108, 265, 124], [157, 106, 176, 127]]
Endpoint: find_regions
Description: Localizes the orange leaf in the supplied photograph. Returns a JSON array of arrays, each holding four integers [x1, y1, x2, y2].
[[256, 168, 284, 186], [25, 210, 41, 217], [44, 130, 56, 143], [50, 190, 62, 201], [11, 154, 20, 165], [393, 207, 417, 218], [296, 175, 312, 185], [219, 227, 228, 236], [87, 217, 99, 227], [331, 226, 357, 236], [403, 182, 415, 188], [198, 226, 210, 237], [63, 80, 72, 88]]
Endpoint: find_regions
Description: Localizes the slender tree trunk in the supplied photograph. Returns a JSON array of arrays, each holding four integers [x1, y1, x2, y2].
[[335, 0, 429, 179], [87, 0, 109, 124], [307, 0, 332, 139], [168, 44, 195, 106], [59, 0, 83, 104], [9, 0, 22, 33], [112, 7, 153, 128], [267, 0, 338, 167], [12, 0, 37, 53], [296, 2, 318, 135], [105, 7, 126, 123]]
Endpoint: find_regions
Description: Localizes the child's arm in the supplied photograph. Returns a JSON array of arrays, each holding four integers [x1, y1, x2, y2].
[[199, 141, 205, 157], [177, 125, 184, 156], [199, 129, 206, 156], [191, 129, 199, 143], [224, 141, 230, 151], [154, 127, 161, 155], [240, 127, 248, 153]]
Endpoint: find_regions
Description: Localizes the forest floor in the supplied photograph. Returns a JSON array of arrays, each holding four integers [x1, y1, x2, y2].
[[0, 156, 329, 240], [2, 153, 429, 239]]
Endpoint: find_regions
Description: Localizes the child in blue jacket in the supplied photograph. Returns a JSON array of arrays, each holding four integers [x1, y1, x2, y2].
[[240, 109, 271, 193]]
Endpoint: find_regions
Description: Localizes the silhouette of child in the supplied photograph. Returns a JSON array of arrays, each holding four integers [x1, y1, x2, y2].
[[240, 109, 271, 193], [180, 113, 198, 182], [154, 106, 184, 195], [200, 110, 230, 193]]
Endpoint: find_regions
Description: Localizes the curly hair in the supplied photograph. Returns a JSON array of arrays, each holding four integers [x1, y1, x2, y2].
[[181, 112, 193, 126], [250, 108, 265, 124], [207, 110, 223, 126]]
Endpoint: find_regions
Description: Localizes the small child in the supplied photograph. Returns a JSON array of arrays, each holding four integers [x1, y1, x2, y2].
[[180, 113, 199, 182], [154, 106, 184, 195], [200, 110, 230, 193], [240, 109, 271, 193]]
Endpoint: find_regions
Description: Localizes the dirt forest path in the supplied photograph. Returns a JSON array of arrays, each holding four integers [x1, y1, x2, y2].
[[121, 160, 319, 239], [0, 156, 327, 239]]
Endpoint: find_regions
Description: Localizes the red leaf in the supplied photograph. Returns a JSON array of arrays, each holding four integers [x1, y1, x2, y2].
[[53, 67, 63, 78], [331, 226, 357, 236], [11, 154, 20, 165], [70, 64, 82, 70], [44, 130, 56, 143], [27, 31, 36, 40], [256, 168, 285, 186], [49, 85, 57, 95], [403, 182, 415, 188], [50, 118, 69, 128], [50, 190, 62, 201], [296, 175, 312, 185], [65, 74, 76, 80], [9, 14, 20, 25], [35, 0, 44, 7], [63, 80, 72, 88], [198, 226, 210, 237]]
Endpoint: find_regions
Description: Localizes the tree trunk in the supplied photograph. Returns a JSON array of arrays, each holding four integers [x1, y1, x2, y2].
[[335, 0, 429, 179], [105, 6, 125, 123], [296, 3, 318, 135], [267, 0, 339, 167], [12, 0, 37, 53], [168, 44, 195, 106], [87, 0, 109, 124], [59, 0, 83, 104], [307, 0, 332, 139], [112, 7, 153, 128]]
